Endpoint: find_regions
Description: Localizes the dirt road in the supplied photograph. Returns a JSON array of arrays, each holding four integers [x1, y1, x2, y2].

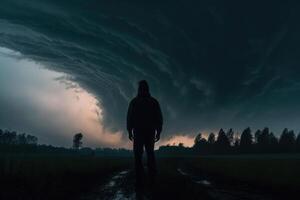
[[82, 166, 277, 200]]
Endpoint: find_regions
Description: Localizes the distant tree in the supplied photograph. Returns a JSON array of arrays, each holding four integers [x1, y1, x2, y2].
[[269, 132, 278, 152], [240, 127, 252, 152], [216, 129, 230, 153], [240, 127, 252, 146], [226, 128, 234, 146], [279, 129, 296, 152], [0, 129, 39, 155], [73, 133, 83, 150], [207, 133, 215, 144], [18, 133, 27, 145], [254, 127, 269, 152], [193, 133, 209, 153], [178, 143, 184, 148], [254, 129, 262, 144], [233, 136, 240, 148], [26, 135, 38, 145], [260, 127, 270, 146], [279, 128, 289, 144], [194, 133, 202, 146], [269, 132, 278, 144], [1, 130, 17, 145], [206, 132, 216, 153]]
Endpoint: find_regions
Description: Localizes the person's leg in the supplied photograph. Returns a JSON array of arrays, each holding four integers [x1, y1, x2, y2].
[[145, 133, 157, 178], [133, 136, 144, 186]]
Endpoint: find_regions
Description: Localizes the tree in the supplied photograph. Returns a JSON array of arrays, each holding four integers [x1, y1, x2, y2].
[[1, 130, 17, 145], [240, 127, 252, 152], [279, 129, 296, 152], [254, 129, 262, 144], [18, 133, 27, 145], [26, 135, 38, 145], [193, 133, 209, 153], [194, 133, 202, 146], [254, 127, 270, 152], [226, 128, 234, 146], [269, 132, 278, 152], [207, 133, 215, 144], [260, 127, 270, 146], [178, 143, 184, 148], [0, 130, 38, 146], [233, 135, 240, 148], [216, 129, 230, 153], [73, 133, 83, 150], [206, 132, 216, 154]]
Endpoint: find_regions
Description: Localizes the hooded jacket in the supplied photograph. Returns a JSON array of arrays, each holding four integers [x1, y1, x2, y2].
[[127, 84, 163, 134]]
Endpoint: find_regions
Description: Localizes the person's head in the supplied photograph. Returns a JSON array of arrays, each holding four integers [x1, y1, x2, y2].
[[138, 80, 150, 97]]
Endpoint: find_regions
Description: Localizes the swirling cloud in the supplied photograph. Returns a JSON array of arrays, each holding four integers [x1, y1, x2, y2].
[[1, 0, 300, 144]]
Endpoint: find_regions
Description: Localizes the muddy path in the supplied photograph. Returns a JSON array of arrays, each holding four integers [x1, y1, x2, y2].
[[81, 170, 137, 200], [82, 167, 277, 200]]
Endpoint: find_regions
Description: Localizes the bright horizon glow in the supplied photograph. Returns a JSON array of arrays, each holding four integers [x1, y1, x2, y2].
[[0, 46, 129, 148], [158, 135, 195, 148]]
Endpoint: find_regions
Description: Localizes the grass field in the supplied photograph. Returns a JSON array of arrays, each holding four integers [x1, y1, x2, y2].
[[0, 154, 299, 199], [0, 154, 131, 200], [181, 154, 300, 192]]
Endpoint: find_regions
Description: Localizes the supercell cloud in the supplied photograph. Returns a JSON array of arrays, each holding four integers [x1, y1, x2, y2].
[[1, 0, 300, 146]]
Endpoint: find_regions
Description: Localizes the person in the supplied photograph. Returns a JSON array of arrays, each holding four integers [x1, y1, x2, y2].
[[127, 80, 163, 190]]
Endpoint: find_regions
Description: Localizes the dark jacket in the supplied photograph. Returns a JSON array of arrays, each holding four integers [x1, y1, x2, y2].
[[127, 93, 163, 134]]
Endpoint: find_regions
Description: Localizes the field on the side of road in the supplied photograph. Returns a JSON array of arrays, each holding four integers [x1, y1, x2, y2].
[[1, 154, 299, 199], [181, 154, 300, 191], [0, 154, 131, 200]]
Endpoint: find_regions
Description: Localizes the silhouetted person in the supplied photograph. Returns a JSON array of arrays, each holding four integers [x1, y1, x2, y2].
[[127, 80, 163, 192]]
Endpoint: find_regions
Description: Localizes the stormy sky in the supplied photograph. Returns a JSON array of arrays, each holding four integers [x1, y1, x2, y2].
[[1, 0, 300, 147]]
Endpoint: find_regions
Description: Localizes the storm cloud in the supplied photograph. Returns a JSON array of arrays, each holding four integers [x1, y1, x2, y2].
[[1, 0, 300, 143]]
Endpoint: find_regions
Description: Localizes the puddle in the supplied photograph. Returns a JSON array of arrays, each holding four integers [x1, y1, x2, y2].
[[106, 171, 129, 188], [177, 168, 212, 187], [101, 170, 137, 200], [119, 171, 129, 175], [196, 180, 211, 186], [177, 168, 189, 176], [113, 190, 134, 200]]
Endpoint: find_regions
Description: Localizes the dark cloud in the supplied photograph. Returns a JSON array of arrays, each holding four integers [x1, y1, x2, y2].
[[1, 0, 300, 138]]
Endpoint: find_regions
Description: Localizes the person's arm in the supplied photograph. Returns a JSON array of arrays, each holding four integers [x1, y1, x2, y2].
[[126, 101, 134, 141], [155, 101, 163, 142]]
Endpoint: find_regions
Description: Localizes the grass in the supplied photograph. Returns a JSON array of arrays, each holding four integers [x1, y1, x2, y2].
[[151, 158, 212, 200], [0, 154, 131, 200], [1, 153, 299, 199], [182, 154, 300, 192]]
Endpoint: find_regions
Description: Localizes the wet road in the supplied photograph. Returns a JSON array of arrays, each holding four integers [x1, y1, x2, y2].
[[82, 168, 274, 200]]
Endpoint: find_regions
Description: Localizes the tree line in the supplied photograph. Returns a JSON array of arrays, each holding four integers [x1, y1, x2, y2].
[[192, 127, 300, 154], [0, 129, 38, 145], [3, 127, 300, 156], [159, 127, 300, 156], [0, 129, 131, 156]]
